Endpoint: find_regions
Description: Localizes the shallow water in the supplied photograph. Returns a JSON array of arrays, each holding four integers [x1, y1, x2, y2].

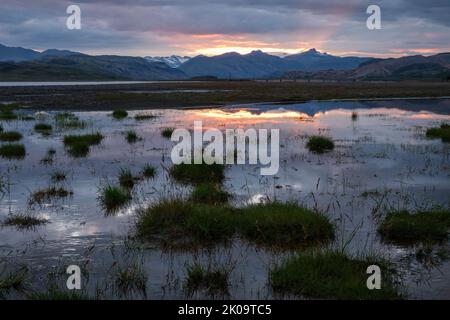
[[1, 98, 449, 299]]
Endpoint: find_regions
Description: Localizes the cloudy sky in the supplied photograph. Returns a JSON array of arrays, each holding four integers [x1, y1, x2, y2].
[[1, 0, 449, 57]]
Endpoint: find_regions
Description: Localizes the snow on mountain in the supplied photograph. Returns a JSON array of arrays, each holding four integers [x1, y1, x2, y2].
[[144, 55, 191, 68]]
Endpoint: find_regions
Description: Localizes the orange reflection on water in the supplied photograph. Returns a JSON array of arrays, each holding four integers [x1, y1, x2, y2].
[[188, 108, 310, 120]]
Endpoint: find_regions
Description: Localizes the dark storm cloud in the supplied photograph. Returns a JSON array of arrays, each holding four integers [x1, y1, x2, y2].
[[0, 0, 449, 56]]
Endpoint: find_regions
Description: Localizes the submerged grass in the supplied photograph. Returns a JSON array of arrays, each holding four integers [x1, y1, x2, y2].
[[426, 123, 450, 142], [2, 214, 48, 230], [170, 163, 225, 185], [0, 144, 26, 159], [98, 183, 132, 214], [306, 136, 335, 154], [185, 264, 230, 295], [270, 250, 402, 300], [379, 209, 450, 243], [29, 186, 73, 206], [0, 131, 22, 142]]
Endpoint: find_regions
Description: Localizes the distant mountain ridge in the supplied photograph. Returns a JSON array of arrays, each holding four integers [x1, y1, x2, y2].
[[145, 55, 191, 68]]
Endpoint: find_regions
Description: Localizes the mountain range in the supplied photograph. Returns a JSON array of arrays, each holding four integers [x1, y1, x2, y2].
[[0, 43, 449, 81]]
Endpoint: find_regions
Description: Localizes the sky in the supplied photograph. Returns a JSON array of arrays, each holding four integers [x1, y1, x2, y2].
[[1, 0, 449, 58]]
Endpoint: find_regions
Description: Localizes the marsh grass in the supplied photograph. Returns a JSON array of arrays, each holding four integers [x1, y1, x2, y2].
[[141, 164, 156, 179], [0, 266, 28, 298], [2, 214, 48, 230], [40, 148, 56, 165], [118, 168, 137, 189], [29, 290, 91, 300], [55, 112, 86, 129], [51, 170, 67, 182], [379, 209, 450, 243], [161, 127, 174, 139], [238, 202, 334, 247], [191, 183, 230, 205], [170, 163, 225, 185], [112, 109, 128, 120], [125, 130, 141, 144], [114, 263, 147, 298], [0, 109, 18, 120], [426, 123, 450, 142], [29, 186, 73, 206], [34, 123, 52, 134], [184, 264, 230, 296], [98, 184, 132, 214], [0, 144, 26, 159], [0, 131, 22, 142], [270, 250, 402, 300], [63, 132, 103, 158], [306, 136, 335, 154], [135, 113, 157, 121]]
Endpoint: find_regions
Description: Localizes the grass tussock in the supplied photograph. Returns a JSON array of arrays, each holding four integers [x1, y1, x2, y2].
[[136, 200, 334, 248], [125, 130, 141, 144], [55, 112, 86, 129], [142, 164, 156, 179], [161, 127, 174, 139], [98, 184, 132, 214], [185, 264, 230, 295], [118, 168, 137, 189], [170, 163, 225, 185], [63, 132, 103, 158], [0, 109, 18, 120], [0, 144, 26, 160], [114, 263, 147, 298], [0, 131, 22, 142], [426, 123, 450, 142], [135, 113, 157, 121], [34, 123, 52, 133], [112, 109, 128, 120], [191, 183, 230, 205], [2, 214, 48, 230], [306, 136, 335, 154], [270, 250, 402, 300], [379, 209, 450, 243], [29, 186, 73, 206], [0, 266, 28, 298]]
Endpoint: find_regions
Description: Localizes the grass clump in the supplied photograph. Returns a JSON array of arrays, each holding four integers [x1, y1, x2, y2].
[[98, 184, 132, 214], [55, 112, 86, 129], [29, 187, 73, 206], [114, 263, 147, 298], [161, 127, 174, 139], [142, 164, 156, 179], [270, 250, 402, 300], [0, 131, 22, 142], [51, 171, 67, 182], [112, 109, 128, 120], [2, 214, 48, 230], [0, 109, 18, 120], [170, 163, 225, 185], [426, 123, 450, 142], [135, 113, 157, 121], [136, 200, 235, 246], [34, 123, 52, 133], [191, 183, 230, 205], [63, 132, 103, 158], [379, 209, 450, 243], [306, 136, 335, 154], [0, 144, 26, 160], [125, 130, 141, 144], [118, 168, 137, 189], [0, 266, 28, 298], [185, 264, 229, 295], [351, 111, 359, 121], [237, 202, 334, 247]]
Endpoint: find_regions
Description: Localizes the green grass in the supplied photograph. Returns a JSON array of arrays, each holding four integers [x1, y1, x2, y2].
[[270, 250, 402, 299], [185, 264, 229, 295], [2, 214, 48, 230], [142, 164, 156, 179], [135, 113, 157, 121], [0, 131, 22, 142], [237, 202, 334, 247], [55, 112, 86, 129], [98, 184, 132, 214], [0, 144, 26, 159], [170, 163, 225, 185], [379, 209, 450, 243], [63, 132, 103, 158], [306, 136, 335, 154], [191, 183, 230, 205], [118, 168, 136, 189], [426, 123, 450, 142], [34, 123, 52, 133], [0, 109, 18, 120], [29, 187, 73, 206], [125, 130, 140, 144], [112, 109, 128, 120], [114, 263, 147, 298], [0, 266, 28, 298], [161, 127, 175, 139], [136, 200, 235, 246]]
